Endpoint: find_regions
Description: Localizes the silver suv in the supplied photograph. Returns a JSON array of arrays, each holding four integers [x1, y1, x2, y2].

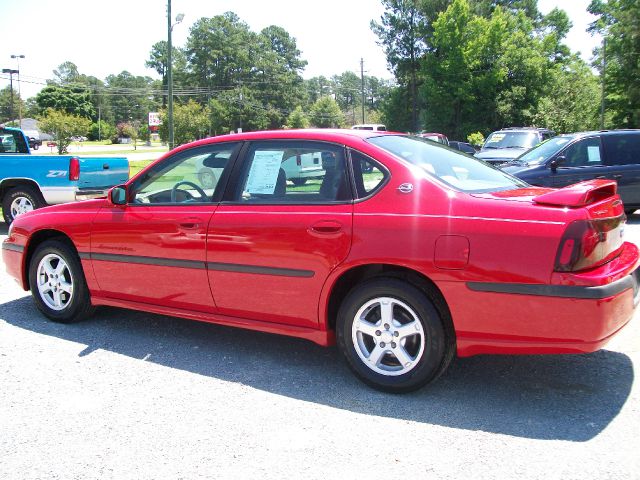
[[475, 127, 555, 166]]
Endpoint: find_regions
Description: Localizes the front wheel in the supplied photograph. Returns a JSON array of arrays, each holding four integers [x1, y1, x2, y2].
[[28, 240, 95, 323], [336, 278, 451, 393], [2, 186, 45, 224]]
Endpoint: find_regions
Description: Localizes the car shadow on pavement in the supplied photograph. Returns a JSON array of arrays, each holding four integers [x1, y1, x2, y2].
[[2, 296, 633, 442]]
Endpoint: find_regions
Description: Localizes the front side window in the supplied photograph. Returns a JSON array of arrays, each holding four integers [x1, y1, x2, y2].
[[368, 135, 527, 193], [130, 143, 238, 204], [234, 141, 351, 203], [559, 137, 603, 168]]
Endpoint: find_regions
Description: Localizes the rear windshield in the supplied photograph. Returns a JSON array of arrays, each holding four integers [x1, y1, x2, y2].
[[517, 136, 577, 164], [367, 135, 527, 193], [483, 131, 540, 149]]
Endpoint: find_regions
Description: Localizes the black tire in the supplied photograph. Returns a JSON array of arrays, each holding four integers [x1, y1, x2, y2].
[[291, 178, 307, 186], [28, 240, 95, 323], [2, 186, 46, 225], [625, 208, 636, 216], [336, 278, 451, 393]]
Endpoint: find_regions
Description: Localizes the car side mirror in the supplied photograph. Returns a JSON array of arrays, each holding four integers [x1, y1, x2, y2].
[[109, 185, 127, 205], [549, 155, 565, 172]]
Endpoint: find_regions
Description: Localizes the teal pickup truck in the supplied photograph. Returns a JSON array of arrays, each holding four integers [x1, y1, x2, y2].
[[0, 126, 129, 224]]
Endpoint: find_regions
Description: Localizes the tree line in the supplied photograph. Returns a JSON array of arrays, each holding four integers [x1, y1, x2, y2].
[[0, 11, 390, 148], [373, 0, 639, 140], [1, 1, 638, 149]]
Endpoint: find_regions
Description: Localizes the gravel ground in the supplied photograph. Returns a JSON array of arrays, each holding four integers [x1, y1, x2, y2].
[[1, 217, 639, 480]]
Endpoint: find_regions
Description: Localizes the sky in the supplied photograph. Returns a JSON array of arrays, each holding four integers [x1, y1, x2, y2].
[[0, 0, 602, 100]]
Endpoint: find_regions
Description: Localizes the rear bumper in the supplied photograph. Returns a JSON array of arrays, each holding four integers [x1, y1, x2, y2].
[[41, 186, 109, 204], [443, 252, 640, 357], [75, 189, 110, 201]]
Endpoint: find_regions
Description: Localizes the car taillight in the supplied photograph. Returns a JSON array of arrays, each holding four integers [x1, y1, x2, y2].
[[554, 216, 625, 272], [296, 155, 302, 166], [69, 157, 80, 181]]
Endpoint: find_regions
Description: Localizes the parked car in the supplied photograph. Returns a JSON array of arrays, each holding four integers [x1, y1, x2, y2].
[[281, 150, 325, 186], [476, 127, 555, 166], [3, 129, 638, 393], [502, 130, 640, 214], [449, 140, 478, 154], [352, 124, 387, 131], [0, 126, 129, 224], [418, 132, 449, 146]]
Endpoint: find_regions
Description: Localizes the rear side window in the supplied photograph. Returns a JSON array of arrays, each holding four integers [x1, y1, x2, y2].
[[0, 128, 29, 153], [350, 150, 387, 198], [602, 134, 640, 166]]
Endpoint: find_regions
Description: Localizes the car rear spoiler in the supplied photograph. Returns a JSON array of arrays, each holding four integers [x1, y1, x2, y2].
[[533, 179, 618, 208]]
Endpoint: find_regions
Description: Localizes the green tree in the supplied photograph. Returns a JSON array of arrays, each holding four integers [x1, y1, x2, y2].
[[310, 97, 345, 128], [371, 0, 431, 131], [38, 108, 91, 154], [88, 120, 115, 141], [159, 100, 210, 147], [589, 0, 640, 127], [286, 106, 310, 129], [532, 57, 600, 132], [35, 84, 95, 119], [104, 71, 157, 124], [0, 86, 25, 123], [145, 41, 188, 108]]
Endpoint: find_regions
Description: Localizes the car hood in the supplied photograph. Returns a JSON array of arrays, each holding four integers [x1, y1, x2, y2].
[[475, 149, 527, 161]]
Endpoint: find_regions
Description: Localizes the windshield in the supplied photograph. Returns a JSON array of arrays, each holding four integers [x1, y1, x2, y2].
[[516, 136, 577, 165], [483, 131, 540, 150], [367, 135, 528, 193]]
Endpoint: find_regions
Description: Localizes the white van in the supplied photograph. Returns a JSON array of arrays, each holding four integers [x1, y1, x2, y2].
[[351, 124, 387, 131]]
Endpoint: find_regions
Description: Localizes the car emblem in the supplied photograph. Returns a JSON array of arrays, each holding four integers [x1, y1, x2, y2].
[[397, 183, 414, 193]]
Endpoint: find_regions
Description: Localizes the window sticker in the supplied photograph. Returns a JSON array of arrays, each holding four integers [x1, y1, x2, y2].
[[245, 150, 283, 194], [587, 146, 601, 163], [487, 133, 505, 143]]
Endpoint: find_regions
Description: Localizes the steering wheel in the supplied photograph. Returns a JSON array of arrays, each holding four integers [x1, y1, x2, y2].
[[170, 181, 208, 203]]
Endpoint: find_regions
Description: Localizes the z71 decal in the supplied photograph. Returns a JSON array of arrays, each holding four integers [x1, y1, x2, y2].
[[46, 170, 68, 177]]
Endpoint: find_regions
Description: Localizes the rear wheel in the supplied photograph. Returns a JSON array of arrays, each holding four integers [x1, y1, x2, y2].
[[2, 186, 45, 224], [28, 240, 95, 323], [336, 278, 451, 393]]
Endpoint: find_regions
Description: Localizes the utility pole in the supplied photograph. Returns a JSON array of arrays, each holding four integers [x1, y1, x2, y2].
[[11, 55, 24, 128], [360, 58, 365, 124], [600, 37, 606, 130], [166, 1, 184, 150], [167, 0, 174, 150], [2, 68, 18, 123]]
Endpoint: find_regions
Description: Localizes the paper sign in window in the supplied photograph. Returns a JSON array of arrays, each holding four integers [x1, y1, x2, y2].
[[587, 146, 601, 163], [245, 151, 283, 194]]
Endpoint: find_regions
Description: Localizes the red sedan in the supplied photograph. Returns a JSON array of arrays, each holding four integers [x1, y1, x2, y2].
[[3, 129, 638, 392]]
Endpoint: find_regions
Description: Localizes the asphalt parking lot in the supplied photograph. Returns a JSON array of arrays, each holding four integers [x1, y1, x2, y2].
[[1, 218, 639, 479]]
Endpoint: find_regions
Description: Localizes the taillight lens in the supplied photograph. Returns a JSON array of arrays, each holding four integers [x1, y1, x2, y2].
[[69, 157, 80, 181], [554, 216, 625, 272], [296, 155, 302, 166]]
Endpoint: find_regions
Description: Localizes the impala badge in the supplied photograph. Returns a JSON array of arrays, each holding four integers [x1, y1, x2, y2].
[[398, 183, 414, 194]]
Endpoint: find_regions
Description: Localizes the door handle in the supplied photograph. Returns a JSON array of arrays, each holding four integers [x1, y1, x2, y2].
[[310, 220, 342, 234], [103, 164, 110, 169], [612, 175, 622, 180], [179, 217, 203, 229]]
